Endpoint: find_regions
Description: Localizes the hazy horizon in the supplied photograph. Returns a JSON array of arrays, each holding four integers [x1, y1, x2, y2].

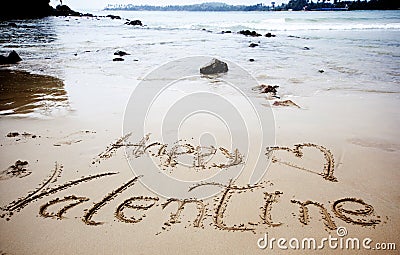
[[50, 0, 289, 11]]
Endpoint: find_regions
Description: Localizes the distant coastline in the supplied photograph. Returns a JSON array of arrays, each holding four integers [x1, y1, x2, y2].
[[104, 0, 399, 12]]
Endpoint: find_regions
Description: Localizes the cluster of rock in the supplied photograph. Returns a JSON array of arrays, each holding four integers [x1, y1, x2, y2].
[[0, 0, 144, 26], [113, 50, 130, 62], [253, 84, 301, 108], [198, 60, 301, 108], [239, 30, 261, 37], [238, 30, 276, 37], [52, 5, 84, 17], [112, 50, 139, 62], [0, 1, 94, 19]]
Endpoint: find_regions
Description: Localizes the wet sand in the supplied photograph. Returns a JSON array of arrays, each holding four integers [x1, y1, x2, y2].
[[0, 70, 68, 116], [0, 64, 399, 254]]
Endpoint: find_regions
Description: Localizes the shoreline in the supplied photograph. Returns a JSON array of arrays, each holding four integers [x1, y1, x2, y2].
[[1, 10, 399, 255]]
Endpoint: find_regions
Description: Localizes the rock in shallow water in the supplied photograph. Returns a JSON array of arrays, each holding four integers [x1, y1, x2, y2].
[[200, 58, 228, 75], [239, 30, 261, 37], [107, 14, 121, 20], [114, 50, 130, 56], [125, 20, 143, 26], [265, 32, 276, 38], [253, 84, 279, 96], [273, 100, 301, 108], [0, 51, 22, 64]]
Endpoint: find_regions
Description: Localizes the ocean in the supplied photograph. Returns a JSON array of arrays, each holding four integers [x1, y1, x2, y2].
[[0, 10, 399, 117]]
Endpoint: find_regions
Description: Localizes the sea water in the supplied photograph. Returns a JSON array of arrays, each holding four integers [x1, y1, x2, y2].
[[0, 10, 399, 117]]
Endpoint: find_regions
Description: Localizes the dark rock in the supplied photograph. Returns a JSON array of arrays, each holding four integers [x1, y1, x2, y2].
[[303, 46, 310, 50], [0, 2, 92, 19], [114, 50, 130, 56], [53, 5, 81, 16], [222, 30, 232, 34], [7, 51, 21, 63], [318, 69, 325, 73], [239, 30, 261, 37], [8, 23, 17, 27], [106, 14, 121, 20], [200, 58, 228, 75], [262, 85, 279, 94], [0, 51, 22, 64], [125, 20, 143, 26], [113, 58, 124, 62], [6, 132, 19, 137], [253, 84, 279, 95], [249, 43, 259, 48], [9, 160, 29, 173], [273, 100, 301, 108], [249, 59, 255, 62], [0, 0, 54, 19], [265, 33, 276, 38]]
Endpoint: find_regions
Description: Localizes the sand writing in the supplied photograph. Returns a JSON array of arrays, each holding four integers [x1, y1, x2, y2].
[[82, 176, 142, 225], [0, 162, 117, 221], [0, 140, 381, 234], [266, 143, 338, 182], [291, 199, 337, 230], [189, 180, 270, 233], [0, 172, 381, 234], [261, 191, 284, 227], [39, 195, 90, 219], [92, 132, 133, 164], [136, 135, 244, 171], [332, 198, 381, 226], [115, 196, 159, 224], [160, 198, 207, 231], [93, 133, 244, 171]]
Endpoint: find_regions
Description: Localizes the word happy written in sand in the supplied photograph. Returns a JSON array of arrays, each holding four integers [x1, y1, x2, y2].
[[0, 135, 381, 234]]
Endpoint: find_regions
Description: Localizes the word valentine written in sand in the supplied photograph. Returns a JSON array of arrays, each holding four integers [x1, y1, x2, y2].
[[0, 135, 382, 235]]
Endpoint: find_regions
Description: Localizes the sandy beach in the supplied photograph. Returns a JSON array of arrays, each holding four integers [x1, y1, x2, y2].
[[1, 9, 400, 255]]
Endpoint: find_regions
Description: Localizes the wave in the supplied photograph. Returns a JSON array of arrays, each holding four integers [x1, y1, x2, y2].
[[145, 20, 400, 32]]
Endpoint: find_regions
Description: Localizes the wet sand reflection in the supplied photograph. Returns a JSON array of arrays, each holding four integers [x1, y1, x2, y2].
[[0, 69, 69, 116]]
